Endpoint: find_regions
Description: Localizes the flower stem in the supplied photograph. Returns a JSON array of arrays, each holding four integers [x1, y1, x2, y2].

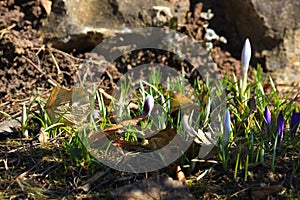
[[271, 134, 278, 172]]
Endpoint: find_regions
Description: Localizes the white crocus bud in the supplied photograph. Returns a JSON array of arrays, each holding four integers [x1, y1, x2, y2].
[[241, 38, 251, 78], [143, 95, 154, 116], [240, 38, 251, 98]]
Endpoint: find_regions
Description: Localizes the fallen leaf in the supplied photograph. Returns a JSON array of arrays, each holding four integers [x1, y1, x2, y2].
[[87, 131, 109, 148], [45, 85, 91, 126], [103, 117, 144, 134], [88, 130, 143, 152], [169, 92, 196, 114], [147, 126, 178, 150], [40, 0, 52, 15], [250, 185, 283, 199]]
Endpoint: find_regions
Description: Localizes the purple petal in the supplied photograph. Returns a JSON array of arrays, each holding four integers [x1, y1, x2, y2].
[[224, 108, 231, 144], [290, 110, 300, 136], [143, 95, 154, 116], [264, 105, 272, 126], [277, 111, 284, 143]]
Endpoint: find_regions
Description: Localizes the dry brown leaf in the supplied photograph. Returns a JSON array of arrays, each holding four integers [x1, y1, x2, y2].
[[45, 85, 91, 126], [91, 117, 145, 150], [88, 131, 110, 148], [147, 127, 178, 150], [169, 92, 194, 113], [103, 117, 144, 134], [250, 185, 283, 199], [169, 92, 200, 114], [40, 0, 52, 15], [88, 130, 143, 151]]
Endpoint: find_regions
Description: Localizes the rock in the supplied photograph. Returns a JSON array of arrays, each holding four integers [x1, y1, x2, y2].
[[40, 0, 189, 52], [0, 118, 20, 137], [224, 0, 300, 70], [203, 0, 300, 87]]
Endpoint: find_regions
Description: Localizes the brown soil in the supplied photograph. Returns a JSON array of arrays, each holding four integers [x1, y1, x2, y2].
[[0, 0, 80, 120], [0, 0, 244, 122]]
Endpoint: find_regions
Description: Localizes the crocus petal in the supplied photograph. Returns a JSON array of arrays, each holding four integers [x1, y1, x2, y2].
[[224, 108, 231, 144], [241, 38, 251, 78], [264, 105, 272, 126], [290, 110, 300, 136], [143, 95, 154, 116], [277, 111, 284, 143]]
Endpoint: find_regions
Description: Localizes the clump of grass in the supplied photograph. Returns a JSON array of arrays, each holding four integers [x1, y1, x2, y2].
[[14, 38, 299, 200], [218, 39, 299, 181]]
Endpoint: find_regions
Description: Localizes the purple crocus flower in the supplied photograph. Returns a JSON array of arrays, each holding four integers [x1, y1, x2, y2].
[[264, 105, 272, 136], [264, 106, 272, 126], [290, 110, 300, 137], [224, 108, 231, 145], [277, 111, 284, 144], [143, 94, 154, 116]]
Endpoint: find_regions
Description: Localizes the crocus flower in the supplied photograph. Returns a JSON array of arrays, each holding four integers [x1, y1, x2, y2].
[[264, 106, 272, 126], [241, 38, 251, 78], [240, 38, 251, 96], [223, 108, 231, 145], [143, 94, 154, 116], [277, 111, 284, 144], [290, 110, 300, 137], [264, 105, 272, 135]]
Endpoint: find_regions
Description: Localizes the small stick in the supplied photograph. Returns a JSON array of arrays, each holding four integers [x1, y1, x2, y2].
[[48, 50, 61, 75], [0, 24, 16, 38], [21, 55, 44, 74]]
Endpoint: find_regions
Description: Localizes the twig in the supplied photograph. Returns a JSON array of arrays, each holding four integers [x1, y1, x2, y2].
[[99, 88, 116, 101], [2, 159, 12, 174], [35, 44, 46, 55], [4, 164, 37, 193], [0, 23, 16, 38], [0, 102, 10, 108], [105, 70, 115, 87], [229, 187, 250, 198], [21, 55, 44, 74], [77, 171, 106, 192], [48, 46, 83, 62], [6, 140, 37, 154], [22, 53, 59, 89], [48, 49, 61, 75], [47, 79, 58, 87], [11, 111, 22, 119]]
